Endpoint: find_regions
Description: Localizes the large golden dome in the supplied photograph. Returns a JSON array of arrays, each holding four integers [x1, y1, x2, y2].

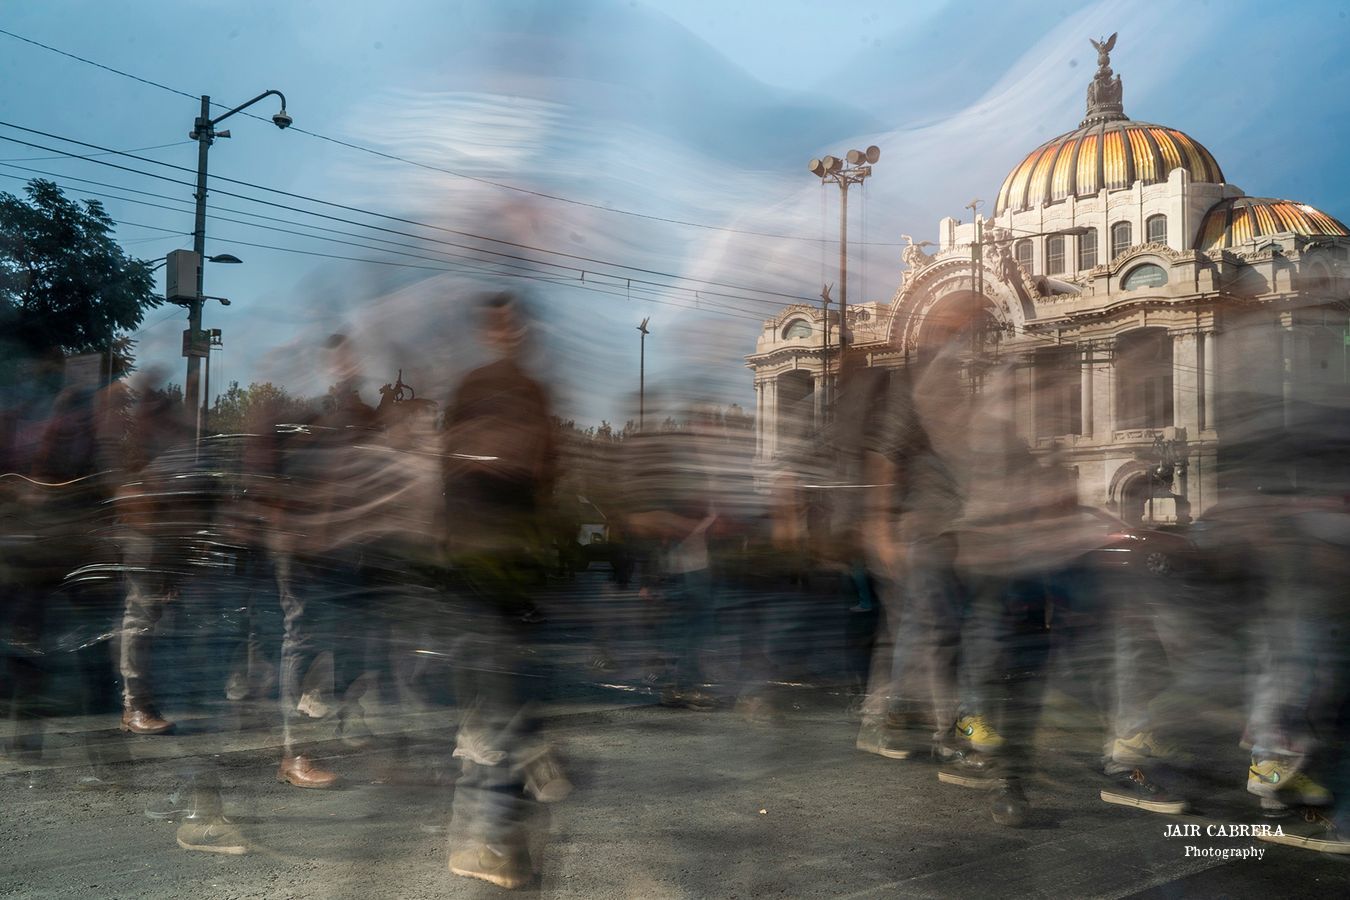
[[994, 119, 1224, 216], [1196, 197, 1349, 250], [994, 33, 1224, 215]]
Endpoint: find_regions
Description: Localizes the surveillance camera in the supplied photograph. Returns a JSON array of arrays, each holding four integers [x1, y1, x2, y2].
[[272, 110, 293, 129]]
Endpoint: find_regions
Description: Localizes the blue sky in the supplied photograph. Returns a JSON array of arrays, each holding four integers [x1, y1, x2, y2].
[[3, 0, 1348, 422]]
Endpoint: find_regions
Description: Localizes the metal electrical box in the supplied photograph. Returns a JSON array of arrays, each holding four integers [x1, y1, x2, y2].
[[165, 249, 201, 302]]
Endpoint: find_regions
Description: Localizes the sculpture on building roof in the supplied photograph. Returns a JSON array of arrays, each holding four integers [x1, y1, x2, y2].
[[1084, 32, 1125, 124], [901, 234, 934, 272]]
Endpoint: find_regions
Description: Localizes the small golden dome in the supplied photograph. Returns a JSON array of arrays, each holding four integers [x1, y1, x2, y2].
[[1195, 197, 1349, 250]]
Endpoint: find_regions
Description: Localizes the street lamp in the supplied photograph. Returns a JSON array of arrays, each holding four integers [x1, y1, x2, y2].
[[184, 89, 290, 439], [637, 317, 650, 433], [809, 145, 879, 409]]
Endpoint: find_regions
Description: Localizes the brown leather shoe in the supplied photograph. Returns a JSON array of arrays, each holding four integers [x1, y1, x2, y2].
[[121, 706, 174, 735], [277, 754, 338, 789]]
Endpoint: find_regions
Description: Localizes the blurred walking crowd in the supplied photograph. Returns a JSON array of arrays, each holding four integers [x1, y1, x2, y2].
[[4, 289, 1350, 890]]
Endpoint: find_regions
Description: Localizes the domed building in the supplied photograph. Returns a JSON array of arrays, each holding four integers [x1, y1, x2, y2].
[[747, 34, 1350, 524]]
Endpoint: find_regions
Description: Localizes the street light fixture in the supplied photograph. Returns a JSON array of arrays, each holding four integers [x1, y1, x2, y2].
[[808, 144, 879, 413], [184, 89, 290, 441]]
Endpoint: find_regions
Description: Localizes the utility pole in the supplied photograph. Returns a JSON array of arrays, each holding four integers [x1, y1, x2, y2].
[[185, 89, 290, 441], [637, 316, 650, 432], [808, 146, 879, 402]]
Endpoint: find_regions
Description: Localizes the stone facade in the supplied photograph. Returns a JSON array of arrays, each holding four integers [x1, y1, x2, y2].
[[747, 39, 1350, 525]]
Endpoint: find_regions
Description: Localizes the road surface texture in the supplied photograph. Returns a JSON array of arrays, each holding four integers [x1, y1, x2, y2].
[[4, 572, 1349, 898]]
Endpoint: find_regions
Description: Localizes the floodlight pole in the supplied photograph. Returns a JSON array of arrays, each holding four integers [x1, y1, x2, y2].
[[809, 147, 878, 407]]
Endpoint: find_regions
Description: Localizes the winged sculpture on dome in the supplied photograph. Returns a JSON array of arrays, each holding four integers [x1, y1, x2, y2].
[[1085, 32, 1124, 120]]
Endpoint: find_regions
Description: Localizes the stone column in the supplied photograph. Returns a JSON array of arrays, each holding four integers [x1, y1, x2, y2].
[[1080, 344, 1094, 437], [764, 377, 778, 459], [1279, 311, 1298, 428], [1093, 341, 1114, 441], [1201, 330, 1216, 432], [1172, 332, 1200, 433], [754, 381, 764, 460]]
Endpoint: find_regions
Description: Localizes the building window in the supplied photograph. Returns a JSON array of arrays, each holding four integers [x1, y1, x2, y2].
[[1110, 221, 1132, 260], [1122, 263, 1168, 290], [1078, 227, 1098, 270], [782, 319, 812, 340], [1014, 239, 1033, 271], [1046, 235, 1065, 275], [1035, 348, 1081, 437], [1146, 214, 1167, 245], [1116, 329, 1173, 430]]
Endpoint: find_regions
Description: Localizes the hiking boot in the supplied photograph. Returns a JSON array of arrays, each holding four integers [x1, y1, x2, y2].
[[176, 816, 248, 855], [856, 720, 915, 760], [1248, 757, 1332, 806], [277, 754, 338, 789], [1259, 809, 1350, 854], [121, 706, 173, 735], [449, 840, 532, 889], [990, 778, 1029, 828], [954, 715, 1004, 753], [1100, 768, 1187, 815]]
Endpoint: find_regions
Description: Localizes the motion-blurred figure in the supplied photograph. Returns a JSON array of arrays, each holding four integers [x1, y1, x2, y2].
[[272, 333, 378, 789], [622, 401, 720, 710], [443, 291, 563, 889], [116, 377, 193, 736]]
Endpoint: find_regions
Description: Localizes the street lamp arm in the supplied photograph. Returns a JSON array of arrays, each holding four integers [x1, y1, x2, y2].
[[210, 90, 288, 127]]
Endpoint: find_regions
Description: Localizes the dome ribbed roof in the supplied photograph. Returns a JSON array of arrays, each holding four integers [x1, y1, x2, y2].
[[994, 120, 1224, 215], [1196, 197, 1349, 250], [993, 33, 1224, 215]]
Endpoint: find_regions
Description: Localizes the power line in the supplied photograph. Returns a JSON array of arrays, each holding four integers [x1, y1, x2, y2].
[[0, 122, 816, 308], [0, 159, 779, 322], [0, 126, 805, 317], [0, 27, 904, 247]]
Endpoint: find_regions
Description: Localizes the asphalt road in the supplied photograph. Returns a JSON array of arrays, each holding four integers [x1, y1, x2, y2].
[[4, 570, 1350, 897]]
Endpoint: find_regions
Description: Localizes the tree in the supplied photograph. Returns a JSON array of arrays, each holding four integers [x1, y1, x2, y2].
[[0, 179, 159, 375], [209, 381, 318, 433]]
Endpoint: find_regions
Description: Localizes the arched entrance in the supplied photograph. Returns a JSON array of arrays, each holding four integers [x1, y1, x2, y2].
[[914, 291, 1005, 394]]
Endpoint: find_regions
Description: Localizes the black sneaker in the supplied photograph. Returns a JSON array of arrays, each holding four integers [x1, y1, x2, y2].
[[1100, 768, 1187, 815], [1259, 809, 1350, 854], [938, 752, 1000, 789], [991, 778, 1029, 827]]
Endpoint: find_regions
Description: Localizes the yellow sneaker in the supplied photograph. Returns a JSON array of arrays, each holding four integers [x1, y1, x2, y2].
[[1248, 758, 1332, 806], [955, 715, 1004, 753]]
